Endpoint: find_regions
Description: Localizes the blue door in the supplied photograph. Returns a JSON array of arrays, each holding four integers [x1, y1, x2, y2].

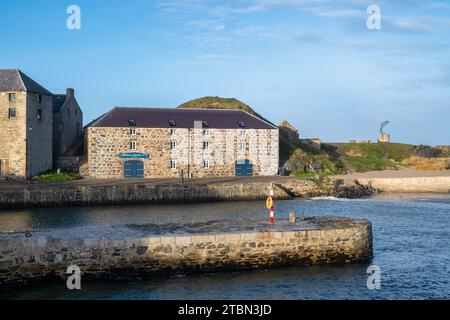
[[236, 160, 253, 177], [124, 160, 144, 179]]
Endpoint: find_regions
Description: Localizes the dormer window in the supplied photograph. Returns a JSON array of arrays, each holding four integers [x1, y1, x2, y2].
[[238, 121, 246, 128], [202, 120, 209, 128], [128, 119, 136, 127], [168, 120, 176, 127]]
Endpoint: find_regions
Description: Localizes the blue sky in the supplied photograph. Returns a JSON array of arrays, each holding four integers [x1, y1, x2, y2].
[[1, 0, 449, 145]]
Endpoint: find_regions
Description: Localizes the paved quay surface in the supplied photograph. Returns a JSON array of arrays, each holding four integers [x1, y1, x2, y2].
[[0, 218, 323, 240]]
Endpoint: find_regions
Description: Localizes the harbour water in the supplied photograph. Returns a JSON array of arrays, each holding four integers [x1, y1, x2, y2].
[[1, 193, 449, 300]]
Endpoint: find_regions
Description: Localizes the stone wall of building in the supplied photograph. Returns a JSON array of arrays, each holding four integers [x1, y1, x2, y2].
[[0, 217, 373, 289], [0, 91, 53, 179], [0, 91, 27, 177], [85, 127, 279, 179], [53, 89, 83, 160], [26, 92, 53, 177]]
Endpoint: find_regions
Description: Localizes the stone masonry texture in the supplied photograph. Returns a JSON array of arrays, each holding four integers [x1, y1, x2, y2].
[[0, 217, 373, 289], [84, 127, 279, 179], [0, 91, 53, 179]]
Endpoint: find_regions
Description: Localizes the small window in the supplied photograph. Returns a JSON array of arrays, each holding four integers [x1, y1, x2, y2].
[[130, 141, 137, 151], [170, 160, 177, 169], [170, 141, 177, 150], [130, 128, 136, 135], [238, 121, 246, 128], [168, 120, 176, 127], [38, 95, 42, 103], [203, 141, 210, 150], [128, 119, 136, 127], [202, 120, 209, 128], [67, 108, 70, 116], [8, 93, 16, 102], [203, 160, 210, 169], [58, 121, 64, 132], [75, 108, 78, 115], [240, 141, 246, 151], [8, 108, 16, 118], [203, 129, 210, 136], [37, 109, 42, 120], [240, 130, 246, 136], [170, 129, 176, 136]]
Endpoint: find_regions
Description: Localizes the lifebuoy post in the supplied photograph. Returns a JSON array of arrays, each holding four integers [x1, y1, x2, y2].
[[266, 185, 275, 223]]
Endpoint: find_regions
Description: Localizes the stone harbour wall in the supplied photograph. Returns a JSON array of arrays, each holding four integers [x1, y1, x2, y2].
[[356, 176, 450, 193], [0, 217, 373, 289], [0, 179, 323, 210]]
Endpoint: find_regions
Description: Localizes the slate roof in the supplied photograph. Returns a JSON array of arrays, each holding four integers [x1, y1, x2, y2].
[[89, 107, 277, 130], [0, 69, 52, 95], [53, 94, 67, 113]]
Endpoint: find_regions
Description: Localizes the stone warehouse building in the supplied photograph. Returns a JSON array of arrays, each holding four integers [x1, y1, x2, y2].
[[84, 107, 279, 179], [0, 69, 83, 179]]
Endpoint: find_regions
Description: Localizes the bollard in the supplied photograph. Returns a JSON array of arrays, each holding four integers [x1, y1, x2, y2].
[[289, 211, 297, 224]]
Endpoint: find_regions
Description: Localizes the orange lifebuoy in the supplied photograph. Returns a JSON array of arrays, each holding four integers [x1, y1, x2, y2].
[[266, 196, 273, 210]]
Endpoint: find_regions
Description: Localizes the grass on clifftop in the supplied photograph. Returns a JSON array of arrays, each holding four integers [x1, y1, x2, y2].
[[342, 143, 415, 172], [32, 170, 82, 182]]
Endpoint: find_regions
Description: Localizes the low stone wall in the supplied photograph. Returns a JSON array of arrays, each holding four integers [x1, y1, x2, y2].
[[356, 176, 450, 193], [56, 156, 80, 173], [0, 217, 373, 289], [0, 179, 322, 210]]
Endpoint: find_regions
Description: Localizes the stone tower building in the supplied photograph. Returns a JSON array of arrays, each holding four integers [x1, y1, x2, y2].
[[0, 69, 53, 179]]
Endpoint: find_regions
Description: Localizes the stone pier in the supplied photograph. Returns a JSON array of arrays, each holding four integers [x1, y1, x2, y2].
[[0, 216, 373, 289]]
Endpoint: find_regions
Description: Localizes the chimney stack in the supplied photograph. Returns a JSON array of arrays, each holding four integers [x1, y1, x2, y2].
[[66, 88, 74, 98]]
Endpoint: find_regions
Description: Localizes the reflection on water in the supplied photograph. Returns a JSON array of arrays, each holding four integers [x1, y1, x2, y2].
[[0, 194, 450, 300]]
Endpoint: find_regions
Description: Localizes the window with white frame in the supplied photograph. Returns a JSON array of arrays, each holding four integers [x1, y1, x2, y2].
[[240, 129, 246, 136], [130, 141, 137, 151], [170, 160, 177, 169], [240, 141, 246, 151], [130, 128, 136, 135], [203, 141, 210, 150], [203, 129, 210, 136], [170, 128, 176, 136], [170, 141, 177, 150], [203, 160, 210, 169]]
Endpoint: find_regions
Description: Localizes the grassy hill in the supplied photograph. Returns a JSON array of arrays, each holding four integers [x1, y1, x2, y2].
[[178, 96, 274, 125]]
